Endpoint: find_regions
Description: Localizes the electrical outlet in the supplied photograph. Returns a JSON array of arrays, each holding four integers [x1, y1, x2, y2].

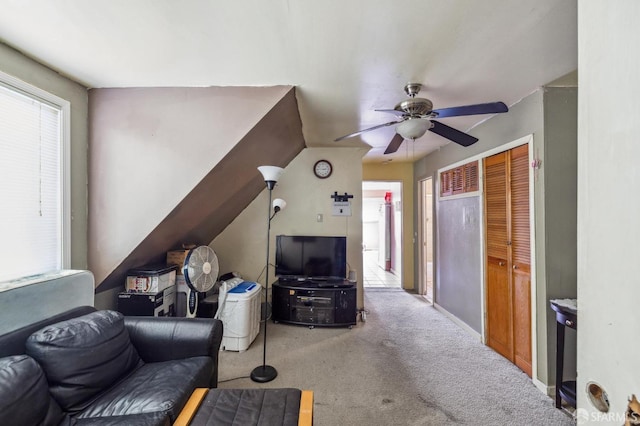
[[317, 213, 323, 222]]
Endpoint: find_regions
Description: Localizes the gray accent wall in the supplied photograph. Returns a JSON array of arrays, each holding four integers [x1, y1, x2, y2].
[[543, 87, 578, 383], [437, 196, 482, 332], [414, 86, 577, 390]]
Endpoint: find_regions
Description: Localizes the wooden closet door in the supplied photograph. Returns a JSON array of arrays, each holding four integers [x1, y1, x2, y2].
[[484, 144, 532, 378], [510, 144, 532, 376], [484, 152, 512, 360]]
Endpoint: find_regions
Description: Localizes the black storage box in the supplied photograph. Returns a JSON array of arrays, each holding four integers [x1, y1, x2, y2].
[[118, 285, 176, 317]]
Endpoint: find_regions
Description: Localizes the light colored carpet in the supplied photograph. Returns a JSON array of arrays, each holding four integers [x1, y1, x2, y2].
[[218, 289, 575, 425]]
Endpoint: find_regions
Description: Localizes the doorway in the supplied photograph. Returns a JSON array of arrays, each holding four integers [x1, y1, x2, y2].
[[362, 181, 402, 288], [418, 177, 434, 303]]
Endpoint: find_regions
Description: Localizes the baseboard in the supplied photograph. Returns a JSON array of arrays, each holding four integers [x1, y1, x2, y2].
[[433, 303, 482, 342], [533, 378, 554, 397]]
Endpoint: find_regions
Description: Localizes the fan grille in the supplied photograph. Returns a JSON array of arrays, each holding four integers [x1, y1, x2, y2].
[[183, 246, 219, 293]]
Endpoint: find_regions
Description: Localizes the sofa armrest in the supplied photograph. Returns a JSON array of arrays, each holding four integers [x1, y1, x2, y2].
[[124, 317, 223, 386]]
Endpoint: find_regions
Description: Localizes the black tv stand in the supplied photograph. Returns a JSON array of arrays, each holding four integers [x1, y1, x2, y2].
[[272, 280, 356, 328]]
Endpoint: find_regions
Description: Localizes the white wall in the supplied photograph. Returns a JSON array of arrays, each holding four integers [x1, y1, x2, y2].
[[362, 200, 379, 250], [212, 147, 367, 308], [577, 1, 640, 421]]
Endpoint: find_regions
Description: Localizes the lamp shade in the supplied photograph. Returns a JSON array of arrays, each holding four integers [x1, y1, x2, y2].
[[272, 198, 287, 212], [396, 118, 431, 140], [258, 166, 284, 183]]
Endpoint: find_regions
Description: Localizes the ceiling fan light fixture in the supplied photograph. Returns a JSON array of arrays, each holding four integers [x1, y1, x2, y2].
[[396, 118, 431, 140]]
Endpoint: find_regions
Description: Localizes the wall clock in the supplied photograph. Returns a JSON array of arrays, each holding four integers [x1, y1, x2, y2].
[[313, 159, 333, 179]]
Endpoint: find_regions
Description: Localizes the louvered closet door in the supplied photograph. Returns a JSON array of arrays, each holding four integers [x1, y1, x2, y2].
[[484, 152, 512, 361], [510, 144, 531, 377], [484, 144, 531, 378]]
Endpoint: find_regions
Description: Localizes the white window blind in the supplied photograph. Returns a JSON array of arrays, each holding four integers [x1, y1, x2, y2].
[[0, 82, 64, 282]]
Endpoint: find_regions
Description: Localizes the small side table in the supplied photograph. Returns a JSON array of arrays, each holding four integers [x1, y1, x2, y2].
[[550, 299, 577, 409]]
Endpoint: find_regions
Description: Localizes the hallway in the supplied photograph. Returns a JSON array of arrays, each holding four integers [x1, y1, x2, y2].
[[362, 249, 401, 288]]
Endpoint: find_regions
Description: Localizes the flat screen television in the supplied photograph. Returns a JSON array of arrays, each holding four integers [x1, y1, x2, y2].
[[275, 235, 347, 280]]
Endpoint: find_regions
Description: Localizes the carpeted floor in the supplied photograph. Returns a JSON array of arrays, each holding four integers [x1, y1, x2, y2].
[[218, 288, 575, 425]]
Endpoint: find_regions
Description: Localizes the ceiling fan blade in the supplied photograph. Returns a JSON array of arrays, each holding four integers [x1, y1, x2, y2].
[[334, 120, 401, 141], [374, 108, 405, 116], [429, 121, 479, 147], [384, 133, 405, 154], [432, 102, 508, 119]]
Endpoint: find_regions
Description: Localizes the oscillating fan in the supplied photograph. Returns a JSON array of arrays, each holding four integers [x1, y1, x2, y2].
[[182, 245, 219, 318]]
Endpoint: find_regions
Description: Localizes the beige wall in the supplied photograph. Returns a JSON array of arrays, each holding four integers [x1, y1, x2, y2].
[[362, 162, 415, 289], [0, 42, 89, 270], [213, 147, 367, 308]]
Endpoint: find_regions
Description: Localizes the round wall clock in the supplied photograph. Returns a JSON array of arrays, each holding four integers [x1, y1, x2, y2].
[[313, 159, 333, 179]]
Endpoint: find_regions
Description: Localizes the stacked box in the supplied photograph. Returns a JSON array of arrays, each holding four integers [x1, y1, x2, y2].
[[166, 249, 191, 274], [125, 264, 177, 293], [118, 264, 178, 317], [118, 286, 176, 317]]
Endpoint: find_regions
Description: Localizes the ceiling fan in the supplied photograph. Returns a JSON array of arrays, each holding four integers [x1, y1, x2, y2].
[[334, 83, 509, 154]]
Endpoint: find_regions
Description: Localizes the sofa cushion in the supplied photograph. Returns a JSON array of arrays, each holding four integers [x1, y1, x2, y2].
[[76, 356, 212, 422], [25, 310, 142, 412], [0, 355, 67, 426], [72, 411, 170, 426]]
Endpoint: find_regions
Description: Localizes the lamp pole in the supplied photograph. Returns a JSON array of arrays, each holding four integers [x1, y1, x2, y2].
[[251, 166, 283, 383]]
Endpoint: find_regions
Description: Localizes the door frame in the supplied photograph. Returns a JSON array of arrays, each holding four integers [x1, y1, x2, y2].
[[361, 180, 404, 288], [417, 176, 434, 303], [479, 134, 536, 380]]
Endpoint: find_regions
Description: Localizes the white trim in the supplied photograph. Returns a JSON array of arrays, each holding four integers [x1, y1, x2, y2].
[[436, 134, 533, 175], [417, 178, 426, 296], [0, 70, 72, 270], [436, 190, 480, 202], [478, 161, 486, 344], [533, 378, 553, 397], [434, 302, 482, 342], [527, 138, 538, 384], [61, 101, 71, 269], [417, 176, 435, 302]]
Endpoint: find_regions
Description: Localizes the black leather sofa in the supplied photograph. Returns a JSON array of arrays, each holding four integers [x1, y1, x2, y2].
[[0, 306, 223, 426]]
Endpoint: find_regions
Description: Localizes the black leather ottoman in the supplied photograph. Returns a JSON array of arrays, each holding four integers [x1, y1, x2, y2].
[[175, 388, 313, 426]]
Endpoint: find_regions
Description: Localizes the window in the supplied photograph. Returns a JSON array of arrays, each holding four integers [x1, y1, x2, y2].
[[0, 72, 70, 282]]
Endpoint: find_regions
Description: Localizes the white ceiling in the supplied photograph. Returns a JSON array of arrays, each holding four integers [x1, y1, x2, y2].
[[0, 0, 576, 163]]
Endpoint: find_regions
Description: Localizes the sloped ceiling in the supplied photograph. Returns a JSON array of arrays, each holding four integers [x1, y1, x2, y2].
[[89, 86, 305, 292]]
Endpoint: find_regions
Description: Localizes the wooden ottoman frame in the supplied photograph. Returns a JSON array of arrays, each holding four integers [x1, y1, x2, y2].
[[174, 388, 313, 426]]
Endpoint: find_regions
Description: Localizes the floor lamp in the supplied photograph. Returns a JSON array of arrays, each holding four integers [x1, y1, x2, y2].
[[251, 165, 285, 383]]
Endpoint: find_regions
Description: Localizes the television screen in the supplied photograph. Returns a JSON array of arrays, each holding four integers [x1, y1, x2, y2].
[[275, 235, 347, 279]]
